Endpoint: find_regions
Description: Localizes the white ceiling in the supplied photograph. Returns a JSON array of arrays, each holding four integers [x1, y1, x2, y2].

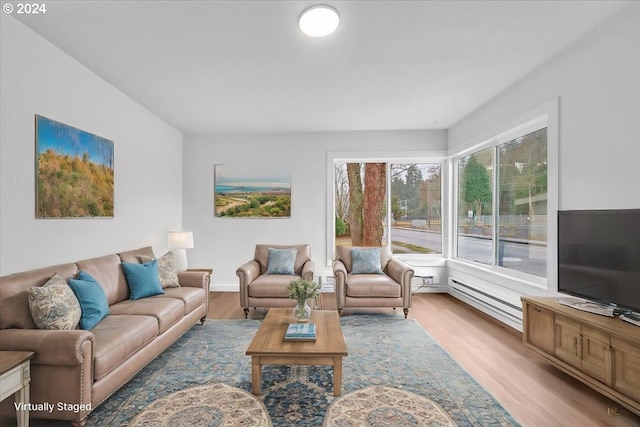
[[13, 1, 632, 134]]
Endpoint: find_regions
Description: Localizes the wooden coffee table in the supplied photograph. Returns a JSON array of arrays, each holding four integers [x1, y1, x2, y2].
[[246, 308, 347, 396]]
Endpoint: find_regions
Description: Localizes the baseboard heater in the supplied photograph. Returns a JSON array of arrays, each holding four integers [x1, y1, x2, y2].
[[449, 278, 523, 330]]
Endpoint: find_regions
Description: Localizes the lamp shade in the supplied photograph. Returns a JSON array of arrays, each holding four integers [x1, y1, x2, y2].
[[167, 231, 194, 249]]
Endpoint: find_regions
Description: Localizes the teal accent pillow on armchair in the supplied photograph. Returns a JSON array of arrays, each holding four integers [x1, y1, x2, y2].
[[351, 247, 384, 274], [265, 247, 298, 275], [68, 271, 110, 330], [121, 259, 164, 300]]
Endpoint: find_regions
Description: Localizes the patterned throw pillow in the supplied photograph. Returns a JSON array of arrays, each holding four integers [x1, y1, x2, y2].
[[140, 251, 180, 288], [265, 247, 298, 275], [351, 248, 384, 274], [29, 273, 82, 330]]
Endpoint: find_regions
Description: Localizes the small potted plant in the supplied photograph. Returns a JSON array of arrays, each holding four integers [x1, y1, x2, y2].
[[288, 278, 322, 321]]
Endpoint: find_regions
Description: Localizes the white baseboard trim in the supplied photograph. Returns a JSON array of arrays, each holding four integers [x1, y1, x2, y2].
[[411, 286, 447, 294], [213, 284, 450, 294], [210, 284, 336, 293], [211, 284, 239, 292]]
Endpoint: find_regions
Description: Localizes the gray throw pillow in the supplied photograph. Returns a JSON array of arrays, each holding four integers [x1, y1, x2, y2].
[[265, 247, 298, 275], [351, 248, 384, 274]]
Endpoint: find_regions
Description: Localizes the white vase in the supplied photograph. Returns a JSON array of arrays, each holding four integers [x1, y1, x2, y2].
[[293, 300, 312, 322]]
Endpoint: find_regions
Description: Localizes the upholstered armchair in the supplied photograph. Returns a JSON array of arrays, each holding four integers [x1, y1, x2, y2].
[[333, 246, 414, 318], [237, 244, 314, 318]]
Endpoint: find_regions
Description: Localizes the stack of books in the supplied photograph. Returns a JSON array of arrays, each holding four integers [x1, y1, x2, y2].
[[285, 323, 316, 341]]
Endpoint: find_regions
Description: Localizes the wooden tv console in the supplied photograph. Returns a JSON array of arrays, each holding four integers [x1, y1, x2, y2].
[[521, 296, 640, 416]]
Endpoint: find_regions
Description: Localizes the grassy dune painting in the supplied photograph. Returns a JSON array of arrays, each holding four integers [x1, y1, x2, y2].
[[36, 115, 114, 218], [215, 164, 291, 218]]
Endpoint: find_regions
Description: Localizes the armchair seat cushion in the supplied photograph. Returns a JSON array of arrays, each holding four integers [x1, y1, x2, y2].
[[249, 274, 300, 298], [346, 274, 401, 298]]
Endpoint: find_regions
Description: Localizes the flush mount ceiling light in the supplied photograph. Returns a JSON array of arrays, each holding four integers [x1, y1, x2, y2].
[[299, 4, 340, 37]]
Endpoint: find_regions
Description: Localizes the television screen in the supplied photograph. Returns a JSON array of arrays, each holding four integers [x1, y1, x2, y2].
[[558, 209, 640, 313]]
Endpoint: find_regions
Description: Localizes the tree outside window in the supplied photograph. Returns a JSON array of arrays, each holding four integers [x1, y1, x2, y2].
[[335, 162, 442, 255]]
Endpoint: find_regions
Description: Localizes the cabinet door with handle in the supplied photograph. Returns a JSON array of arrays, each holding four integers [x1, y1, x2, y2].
[[581, 326, 611, 385], [524, 302, 554, 354], [611, 336, 640, 401], [554, 315, 581, 368]]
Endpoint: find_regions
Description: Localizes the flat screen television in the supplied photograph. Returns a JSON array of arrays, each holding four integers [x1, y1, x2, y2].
[[558, 209, 640, 314]]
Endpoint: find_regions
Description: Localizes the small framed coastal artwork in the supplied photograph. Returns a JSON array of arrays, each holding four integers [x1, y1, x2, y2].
[[214, 164, 291, 218], [35, 115, 114, 218]]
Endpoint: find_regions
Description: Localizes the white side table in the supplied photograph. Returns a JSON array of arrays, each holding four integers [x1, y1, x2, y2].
[[0, 351, 35, 427]]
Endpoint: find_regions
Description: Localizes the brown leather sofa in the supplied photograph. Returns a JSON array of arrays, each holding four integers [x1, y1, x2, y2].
[[0, 246, 210, 426], [237, 244, 314, 318], [333, 246, 414, 318]]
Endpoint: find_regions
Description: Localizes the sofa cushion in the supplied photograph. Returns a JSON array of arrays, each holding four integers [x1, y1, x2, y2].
[[121, 260, 164, 300], [351, 248, 384, 274], [109, 297, 184, 334], [118, 246, 155, 264], [249, 274, 300, 298], [68, 271, 110, 330], [75, 254, 128, 305], [155, 287, 205, 313], [346, 274, 401, 298], [92, 314, 158, 380], [0, 263, 78, 329], [28, 274, 81, 330], [140, 252, 180, 289], [265, 247, 297, 275]]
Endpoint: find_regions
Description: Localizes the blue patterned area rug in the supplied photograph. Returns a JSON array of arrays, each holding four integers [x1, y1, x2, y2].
[[83, 314, 519, 426]]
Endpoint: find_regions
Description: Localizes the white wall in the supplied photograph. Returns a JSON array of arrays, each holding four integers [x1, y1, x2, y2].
[[448, 5, 640, 210], [445, 5, 640, 329], [0, 15, 184, 275], [182, 130, 446, 287]]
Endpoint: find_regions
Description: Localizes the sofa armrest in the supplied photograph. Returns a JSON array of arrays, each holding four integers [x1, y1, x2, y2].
[[301, 260, 315, 281], [332, 260, 348, 309], [236, 260, 260, 286], [178, 270, 210, 291], [386, 259, 414, 306], [237, 260, 260, 308], [0, 328, 94, 366]]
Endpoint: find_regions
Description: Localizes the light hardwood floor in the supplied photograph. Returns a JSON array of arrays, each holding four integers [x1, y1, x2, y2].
[[211, 292, 640, 427]]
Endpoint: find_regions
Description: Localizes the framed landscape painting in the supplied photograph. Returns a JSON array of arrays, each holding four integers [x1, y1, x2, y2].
[[35, 115, 114, 218], [214, 164, 291, 218]]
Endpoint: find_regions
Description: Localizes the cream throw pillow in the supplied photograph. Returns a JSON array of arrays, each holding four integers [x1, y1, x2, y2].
[[140, 251, 180, 288], [29, 273, 82, 330]]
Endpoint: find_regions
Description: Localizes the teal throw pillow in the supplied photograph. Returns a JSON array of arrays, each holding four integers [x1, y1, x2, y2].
[[121, 260, 164, 300], [351, 248, 384, 274], [68, 271, 110, 330], [265, 247, 298, 275]]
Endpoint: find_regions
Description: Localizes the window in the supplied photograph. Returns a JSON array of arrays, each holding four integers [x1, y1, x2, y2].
[[457, 148, 493, 265], [333, 161, 442, 257], [390, 163, 442, 254], [456, 127, 548, 277]]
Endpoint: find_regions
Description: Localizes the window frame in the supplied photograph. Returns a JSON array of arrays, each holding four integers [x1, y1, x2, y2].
[[326, 151, 447, 267], [449, 98, 558, 291]]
